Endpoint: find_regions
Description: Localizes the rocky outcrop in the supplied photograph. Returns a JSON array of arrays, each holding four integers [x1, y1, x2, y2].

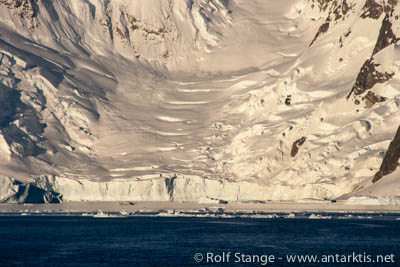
[[310, 22, 330, 47], [291, 137, 307, 157], [98, 5, 180, 60], [347, 59, 394, 99], [372, 125, 400, 183], [309, 0, 353, 46], [0, 0, 37, 17], [309, 1, 399, 103], [0, 0, 38, 29], [372, 13, 400, 56], [309, 0, 337, 13], [348, 4, 399, 102], [360, 0, 384, 19], [94, 0, 230, 63], [363, 91, 387, 108], [0, 176, 62, 203]]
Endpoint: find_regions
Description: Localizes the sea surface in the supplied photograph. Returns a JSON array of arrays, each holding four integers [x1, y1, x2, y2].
[[0, 215, 399, 266]]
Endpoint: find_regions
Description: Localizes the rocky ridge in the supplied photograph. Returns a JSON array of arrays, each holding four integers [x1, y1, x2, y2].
[[307, 0, 400, 185]]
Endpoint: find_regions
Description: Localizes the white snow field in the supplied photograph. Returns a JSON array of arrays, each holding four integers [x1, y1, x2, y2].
[[0, 0, 399, 203]]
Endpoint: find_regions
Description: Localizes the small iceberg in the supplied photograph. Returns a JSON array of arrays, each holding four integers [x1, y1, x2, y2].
[[93, 210, 126, 218], [309, 214, 332, 219]]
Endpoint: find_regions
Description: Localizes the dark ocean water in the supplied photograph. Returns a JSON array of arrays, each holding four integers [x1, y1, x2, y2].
[[0, 216, 399, 267]]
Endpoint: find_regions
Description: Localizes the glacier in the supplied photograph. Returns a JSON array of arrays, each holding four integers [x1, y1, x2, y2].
[[0, 0, 400, 203]]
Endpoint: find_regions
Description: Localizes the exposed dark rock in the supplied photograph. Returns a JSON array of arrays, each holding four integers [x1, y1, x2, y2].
[[349, 2, 400, 100], [331, 0, 350, 21], [372, 14, 400, 56], [291, 136, 307, 157], [0, 0, 39, 28], [339, 29, 351, 47], [361, 0, 399, 19], [309, 0, 334, 13], [347, 59, 394, 98], [361, 0, 384, 19], [14, 182, 62, 203], [285, 95, 291, 106], [309, 0, 353, 47], [373, 125, 400, 183], [386, 0, 399, 11], [363, 91, 387, 108], [1, 177, 62, 203], [126, 13, 169, 38], [310, 22, 330, 47]]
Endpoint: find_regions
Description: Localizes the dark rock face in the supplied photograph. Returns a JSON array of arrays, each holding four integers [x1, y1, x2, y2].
[[361, 0, 384, 19], [361, 0, 399, 20], [14, 182, 62, 203], [0, 0, 39, 29], [310, 22, 330, 47], [291, 137, 307, 157], [285, 95, 292, 106], [347, 59, 394, 98], [309, 0, 337, 13], [307, 0, 400, 185], [363, 91, 387, 108], [373, 125, 400, 183], [0, 0, 38, 18], [372, 13, 400, 56], [339, 29, 351, 47], [1, 178, 62, 203], [308, 1, 399, 101], [309, 0, 353, 47], [331, 0, 351, 20], [348, 7, 399, 100]]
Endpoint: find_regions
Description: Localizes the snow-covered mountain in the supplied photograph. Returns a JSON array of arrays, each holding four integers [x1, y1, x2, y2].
[[0, 0, 399, 203]]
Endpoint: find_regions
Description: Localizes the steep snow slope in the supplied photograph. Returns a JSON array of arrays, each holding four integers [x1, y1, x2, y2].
[[0, 0, 232, 69], [0, 0, 399, 202]]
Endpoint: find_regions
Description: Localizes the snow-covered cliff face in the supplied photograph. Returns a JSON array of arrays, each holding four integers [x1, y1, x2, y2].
[[0, 0, 399, 202], [298, 0, 400, 195], [0, 0, 232, 70]]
